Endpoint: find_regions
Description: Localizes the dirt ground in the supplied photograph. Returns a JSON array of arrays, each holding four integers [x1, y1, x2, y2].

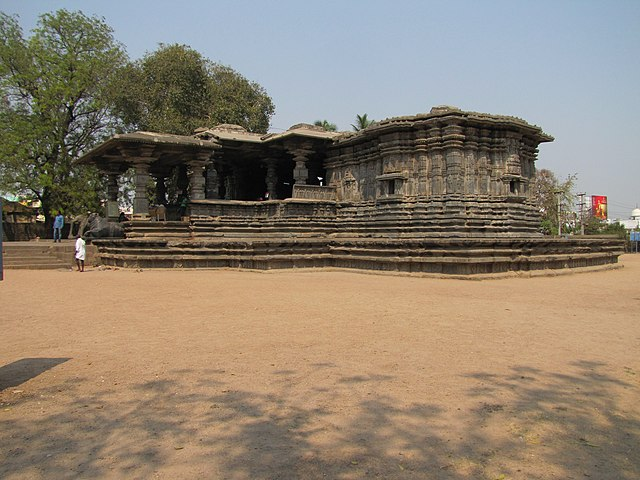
[[1, 256, 639, 480]]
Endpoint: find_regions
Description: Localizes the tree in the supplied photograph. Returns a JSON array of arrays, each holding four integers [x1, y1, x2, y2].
[[112, 44, 275, 135], [112, 44, 210, 136], [583, 215, 628, 239], [208, 62, 274, 134], [0, 10, 127, 228], [313, 119, 337, 132], [532, 169, 577, 235], [351, 113, 375, 131]]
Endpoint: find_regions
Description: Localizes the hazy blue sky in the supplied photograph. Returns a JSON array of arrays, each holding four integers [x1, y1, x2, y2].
[[3, 0, 639, 218]]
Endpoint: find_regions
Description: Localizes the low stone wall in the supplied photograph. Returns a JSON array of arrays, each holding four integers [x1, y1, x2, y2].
[[292, 184, 337, 201], [189, 199, 337, 220]]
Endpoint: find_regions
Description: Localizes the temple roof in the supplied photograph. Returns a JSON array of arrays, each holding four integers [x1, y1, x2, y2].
[[335, 106, 554, 145], [77, 107, 553, 171], [194, 123, 341, 143]]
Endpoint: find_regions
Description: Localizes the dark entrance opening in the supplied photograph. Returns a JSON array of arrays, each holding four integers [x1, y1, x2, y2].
[[276, 159, 295, 199]]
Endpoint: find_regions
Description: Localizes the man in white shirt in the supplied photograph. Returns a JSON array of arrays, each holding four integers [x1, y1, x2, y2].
[[75, 235, 86, 272]]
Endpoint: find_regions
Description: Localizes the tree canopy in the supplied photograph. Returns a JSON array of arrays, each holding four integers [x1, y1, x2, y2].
[[532, 169, 577, 235], [112, 44, 275, 135], [0, 10, 127, 222], [1, 13, 278, 226]]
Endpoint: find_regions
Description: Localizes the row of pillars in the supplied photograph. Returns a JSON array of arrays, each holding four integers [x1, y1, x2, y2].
[[105, 147, 314, 218]]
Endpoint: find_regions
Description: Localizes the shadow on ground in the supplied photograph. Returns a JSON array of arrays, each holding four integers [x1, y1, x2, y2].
[[0, 358, 70, 391], [0, 361, 638, 479]]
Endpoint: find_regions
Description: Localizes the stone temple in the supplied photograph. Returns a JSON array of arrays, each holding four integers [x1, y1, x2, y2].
[[78, 106, 623, 275]]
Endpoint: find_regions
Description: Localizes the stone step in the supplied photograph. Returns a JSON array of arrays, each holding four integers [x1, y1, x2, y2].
[[3, 255, 69, 264], [2, 241, 97, 269], [4, 262, 71, 270], [90, 234, 625, 274]]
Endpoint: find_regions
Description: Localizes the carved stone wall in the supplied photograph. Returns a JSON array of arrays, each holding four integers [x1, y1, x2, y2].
[[326, 108, 551, 203], [292, 184, 337, 201], [324, 107, 552, 233]]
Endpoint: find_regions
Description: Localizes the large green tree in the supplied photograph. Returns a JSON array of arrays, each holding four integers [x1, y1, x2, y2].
[[532, 168, 577, 235], [0, 10, 127, 227], [112, 44, 275, 135]]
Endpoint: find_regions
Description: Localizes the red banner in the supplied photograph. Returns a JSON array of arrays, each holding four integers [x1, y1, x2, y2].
[[592, 195, 608, 220]]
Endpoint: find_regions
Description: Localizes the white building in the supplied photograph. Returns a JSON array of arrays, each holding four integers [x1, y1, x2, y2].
[[613, 207, 640, 231]]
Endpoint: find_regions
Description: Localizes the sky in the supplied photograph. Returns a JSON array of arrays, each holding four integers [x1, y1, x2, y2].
[[2, 0, 639, 218]]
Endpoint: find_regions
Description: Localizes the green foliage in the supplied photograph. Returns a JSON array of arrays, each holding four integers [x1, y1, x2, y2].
[[351, 113, 375, 131], [112, 44, 275, 135], [313, 119, 337, 132], [532, 169, 577, 235], [112, 44, 211, 135], [208, 62, 274, 133], [603, 222, 628, 239], [0, 10, 126, 223], [583, 216, 628, 239]]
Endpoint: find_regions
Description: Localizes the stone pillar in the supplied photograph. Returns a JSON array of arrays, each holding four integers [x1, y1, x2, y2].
[[133, 161, 151, 215], [265, 158, 278, 199], [415, 129, 429, 197], [106, 172, 120, 221], [443, 123, 464, 195], [478, 129, 492, 195], [430, 152, 444, 195], [464, 127, 478, 194], [188, 160, 207, 200], [293, 153, 308, 185], [427, 127, 444, 196]]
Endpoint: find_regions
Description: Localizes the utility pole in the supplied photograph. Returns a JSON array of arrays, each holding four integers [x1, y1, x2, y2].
[[555, 190, 563, 236], [576, 192, 586, 235]]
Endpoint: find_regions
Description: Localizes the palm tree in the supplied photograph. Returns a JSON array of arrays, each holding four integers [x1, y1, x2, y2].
[[351, 113, 375, 131], [313, 120, 337, 132]]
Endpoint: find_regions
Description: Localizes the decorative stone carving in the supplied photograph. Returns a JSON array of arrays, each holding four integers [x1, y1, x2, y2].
[[188, 161, 207, 200], [133, 160, 152, 215], [103, 172, 119, 220]]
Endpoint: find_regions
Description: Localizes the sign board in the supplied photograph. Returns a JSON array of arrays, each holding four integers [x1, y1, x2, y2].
[[591, 195, 608, 220], [631, 231, 640, 242]]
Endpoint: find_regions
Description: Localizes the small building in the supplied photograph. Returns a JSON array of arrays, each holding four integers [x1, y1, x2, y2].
[[1, 198, 40, 241], [612, 208, 640, 232]]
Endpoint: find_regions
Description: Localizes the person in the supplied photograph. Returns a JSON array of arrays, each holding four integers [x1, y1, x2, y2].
[[118, 211, 128, 223], [74, 234, 86, 272], [53, 212, 64, 242]]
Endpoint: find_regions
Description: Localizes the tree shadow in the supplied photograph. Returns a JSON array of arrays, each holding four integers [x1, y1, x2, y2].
[[0, 358, 70, 391], [0, 360, 638, 479], [462, 360, 640, 479]]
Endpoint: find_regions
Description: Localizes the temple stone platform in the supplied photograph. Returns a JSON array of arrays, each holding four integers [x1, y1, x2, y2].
[[92, 218, 624, 277]]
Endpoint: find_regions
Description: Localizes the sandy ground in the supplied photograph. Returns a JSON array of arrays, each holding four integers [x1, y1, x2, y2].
[[1, 256, 639, 480]]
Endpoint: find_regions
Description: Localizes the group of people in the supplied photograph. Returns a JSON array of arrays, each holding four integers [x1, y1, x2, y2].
[[52, 212, 85, 272]]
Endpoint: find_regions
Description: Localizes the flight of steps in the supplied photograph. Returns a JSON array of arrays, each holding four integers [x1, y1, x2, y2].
[[1, 241, 98, 270]]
